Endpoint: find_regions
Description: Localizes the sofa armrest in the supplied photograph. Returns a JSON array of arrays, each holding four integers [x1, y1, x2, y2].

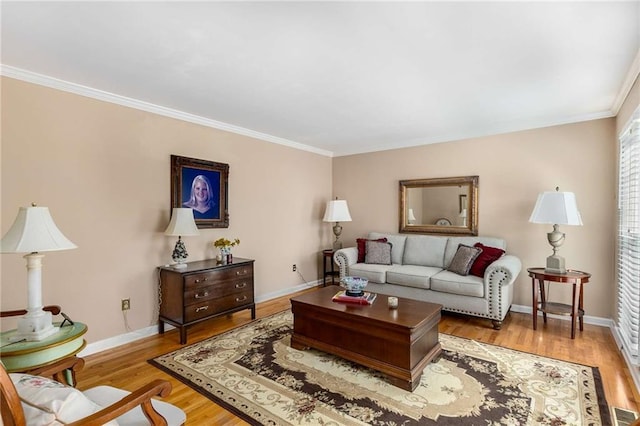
[[334, 247, 358, 279], [484, 255, 522, 287]]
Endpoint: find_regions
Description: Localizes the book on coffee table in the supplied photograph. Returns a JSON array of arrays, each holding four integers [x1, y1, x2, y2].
[[332, 291, 377, 305]]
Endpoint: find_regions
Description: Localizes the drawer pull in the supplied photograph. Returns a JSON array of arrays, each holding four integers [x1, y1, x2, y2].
[[235, 295, 248, 302], [195, 306, 209, 313], [195, 291, 209, 299], [236, 270, 248, 276], [194, 277, 209, 284], [235, 282, 247, 289]]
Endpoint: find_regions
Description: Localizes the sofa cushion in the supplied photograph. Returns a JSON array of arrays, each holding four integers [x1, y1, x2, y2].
[[402, 235, 447, 268], [444, 237, 506, 267], [356, 237, 388, 263], [365, 240, 392, 265], [348, 263, 394, 283], [431, 270, 485, 297], [369, 232, 407, 265], [447, 244, 482, 276], [386, 265, 442, 289], [469, 243, 505, 277]]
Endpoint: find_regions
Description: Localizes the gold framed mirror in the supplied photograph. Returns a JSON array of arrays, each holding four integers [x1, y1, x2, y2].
[[399, 176, 478, 235]]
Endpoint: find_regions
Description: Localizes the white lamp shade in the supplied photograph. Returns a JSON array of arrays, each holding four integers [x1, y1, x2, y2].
[[459, 208, 467, 218], [1, 206, 77, 253], [408, 208, 417, 221], [323, 200, 352, 222], [164, 208, 200, 236], [529, 191, 583, 226]]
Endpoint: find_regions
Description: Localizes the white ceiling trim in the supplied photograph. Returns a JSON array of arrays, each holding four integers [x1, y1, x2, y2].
[[612, 48, 640, 115], [0, 63, 632, 158], [335, 110, 616, 157], [0, 64, 334, 158]]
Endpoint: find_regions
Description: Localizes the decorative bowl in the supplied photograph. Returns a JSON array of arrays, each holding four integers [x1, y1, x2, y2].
[[341, 276, 368, 296]]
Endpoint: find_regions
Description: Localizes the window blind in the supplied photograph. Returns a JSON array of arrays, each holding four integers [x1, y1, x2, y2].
[[617, 106, 640, 364]]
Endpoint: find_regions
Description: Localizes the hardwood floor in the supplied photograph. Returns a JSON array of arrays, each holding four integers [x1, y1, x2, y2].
[[78, 286, 640, 425]]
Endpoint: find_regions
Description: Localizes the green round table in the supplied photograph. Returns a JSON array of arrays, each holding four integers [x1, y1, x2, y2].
[[0, 322, 87, 372]]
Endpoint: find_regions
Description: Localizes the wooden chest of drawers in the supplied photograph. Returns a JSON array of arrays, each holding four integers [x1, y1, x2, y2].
[[158, 258, 255, 344]]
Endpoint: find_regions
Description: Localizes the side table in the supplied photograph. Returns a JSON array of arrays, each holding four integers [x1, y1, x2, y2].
[[528, 267, 591, 339], [322, 249, 339, 286], [0, 322, 87, 372]]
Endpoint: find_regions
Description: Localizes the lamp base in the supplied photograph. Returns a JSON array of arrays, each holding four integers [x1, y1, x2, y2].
[[332, 240, 343, 250], [14, 310, 59, 341], [172, 262, 188, 269], [545, 254, 567, 274]]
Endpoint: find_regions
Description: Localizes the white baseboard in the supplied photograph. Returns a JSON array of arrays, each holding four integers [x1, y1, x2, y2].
[[510, 303, 614, 328], [78, 293, 618, 359], [78, 280, 322, 357]]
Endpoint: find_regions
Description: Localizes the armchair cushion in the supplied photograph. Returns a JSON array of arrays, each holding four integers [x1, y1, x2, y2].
[[11, 373, 119, 426], [84, 386, 186, 426]]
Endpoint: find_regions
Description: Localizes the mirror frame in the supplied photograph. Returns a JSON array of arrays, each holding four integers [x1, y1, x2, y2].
[[399, 175, 479, 235]]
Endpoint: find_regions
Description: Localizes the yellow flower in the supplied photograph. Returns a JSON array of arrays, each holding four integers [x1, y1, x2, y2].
[[213, 238, 240, 249]]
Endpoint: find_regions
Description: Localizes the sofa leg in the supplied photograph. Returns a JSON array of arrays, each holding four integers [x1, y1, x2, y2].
[[491, 320, 502, 330]]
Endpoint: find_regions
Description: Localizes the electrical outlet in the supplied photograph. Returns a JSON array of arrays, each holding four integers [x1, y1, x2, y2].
[[121, 298, 130, 311], [292, 264, 297, 272]]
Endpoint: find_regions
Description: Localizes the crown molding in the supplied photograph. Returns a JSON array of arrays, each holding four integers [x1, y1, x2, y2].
[[612, 48, 640, 115], [0, 65, 334, 158]]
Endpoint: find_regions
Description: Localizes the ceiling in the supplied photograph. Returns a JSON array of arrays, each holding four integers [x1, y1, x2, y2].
[[1, 2, 639, 157]]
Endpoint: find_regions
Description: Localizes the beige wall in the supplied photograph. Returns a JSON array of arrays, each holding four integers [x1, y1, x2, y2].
[[333, 118, 617, 318], [0, 77, 333, 342], [1, 73, 631, 344]]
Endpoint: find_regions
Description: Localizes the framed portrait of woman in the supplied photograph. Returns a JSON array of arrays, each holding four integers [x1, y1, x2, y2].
[[170, 155, 229, 228]]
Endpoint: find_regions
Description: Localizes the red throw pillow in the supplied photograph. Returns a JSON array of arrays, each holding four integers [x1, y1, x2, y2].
[[469, 243, 505, 277], [356, 237, 388, 263]]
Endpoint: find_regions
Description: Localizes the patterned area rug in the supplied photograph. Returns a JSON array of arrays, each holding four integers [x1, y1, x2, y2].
[[149, 310, 611, 425]]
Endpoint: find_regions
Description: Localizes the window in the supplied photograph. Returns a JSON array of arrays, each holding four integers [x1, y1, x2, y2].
[[617, 106, 640, 363]]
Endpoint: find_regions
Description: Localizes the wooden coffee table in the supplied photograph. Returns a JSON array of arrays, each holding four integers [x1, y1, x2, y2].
[[290, 286, 442, 391]]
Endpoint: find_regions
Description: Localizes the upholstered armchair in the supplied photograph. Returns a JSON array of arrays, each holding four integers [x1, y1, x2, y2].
[[0, 356, 186, 425]]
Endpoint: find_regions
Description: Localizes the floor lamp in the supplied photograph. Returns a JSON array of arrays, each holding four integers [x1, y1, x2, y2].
[[0, 204, 77, 341]]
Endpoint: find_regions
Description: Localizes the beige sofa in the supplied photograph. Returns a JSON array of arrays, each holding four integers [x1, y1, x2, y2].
[[334, 232, 522, 329]]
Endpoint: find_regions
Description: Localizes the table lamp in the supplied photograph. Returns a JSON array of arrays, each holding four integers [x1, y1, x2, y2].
[[459, 208, 468, 227], [0, 204, 77, 341], [408, 208, 417, 224], [164, 208, 199, 268], [529, 187, 583, 273], [323, 198, 352, 250]]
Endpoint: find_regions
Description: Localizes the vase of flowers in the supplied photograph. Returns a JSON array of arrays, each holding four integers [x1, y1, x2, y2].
[[213, 238, 240, 264]]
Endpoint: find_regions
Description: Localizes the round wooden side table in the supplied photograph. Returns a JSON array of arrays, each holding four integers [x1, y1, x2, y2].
[[527, 267, 591, 339], [0, 322, 87, 372]]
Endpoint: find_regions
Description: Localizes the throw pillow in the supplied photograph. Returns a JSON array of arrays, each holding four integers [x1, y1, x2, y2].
[[365, 240, 392, 265], [10, 373, 119, 426], [447, 244, 482, 276], [469, 243, 506, 277], [356, 237, 387, 263]]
